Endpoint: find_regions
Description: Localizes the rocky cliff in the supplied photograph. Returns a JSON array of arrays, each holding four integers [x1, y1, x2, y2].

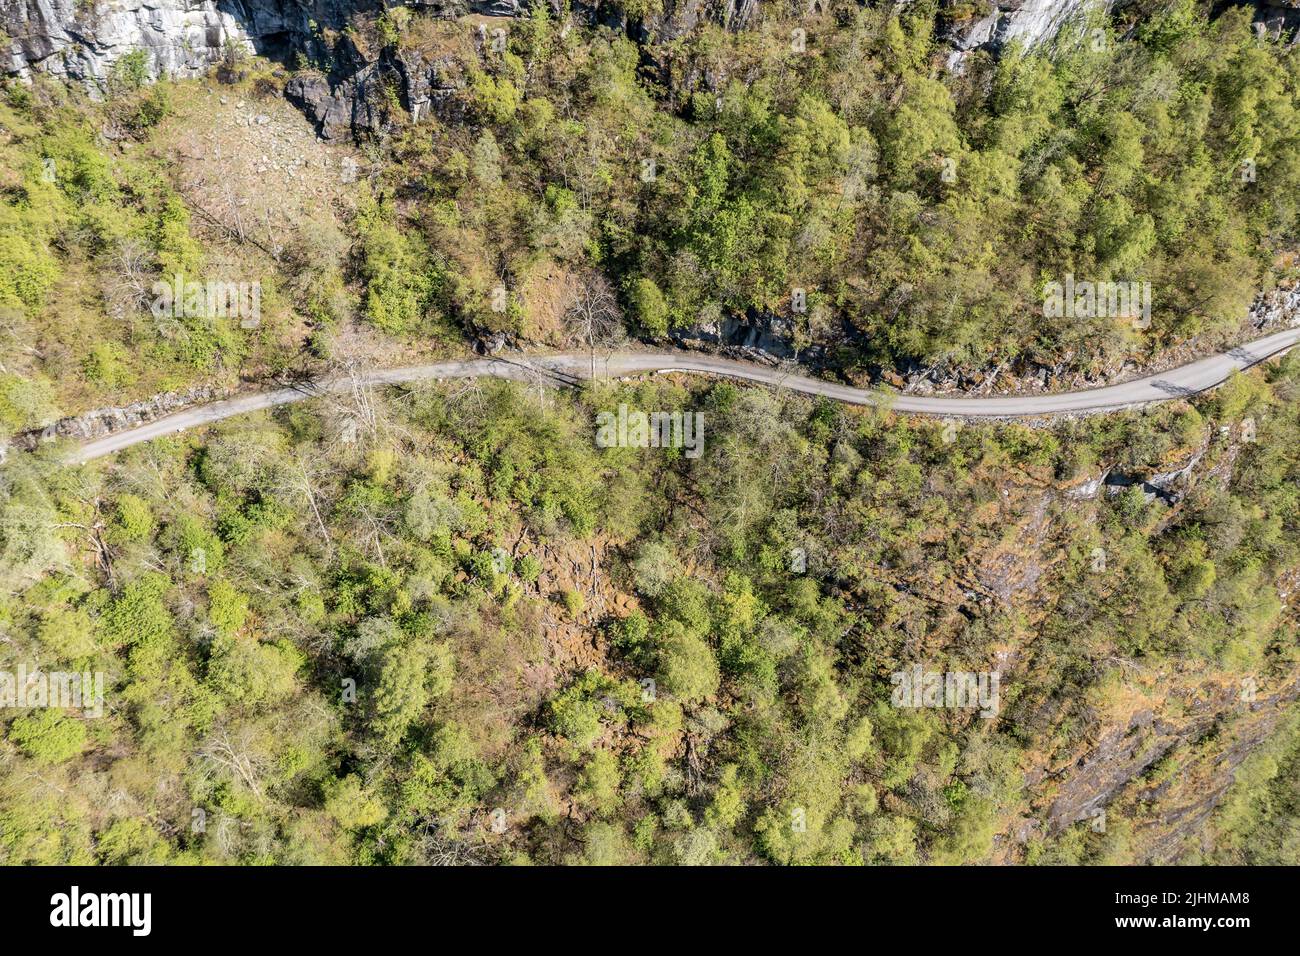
[[943, 0, 1097, 68], [0, 0, 368, 87], [0, 0, 1118, 97], [7, 0, 1295, 138], [8, 0, 1297, 136]]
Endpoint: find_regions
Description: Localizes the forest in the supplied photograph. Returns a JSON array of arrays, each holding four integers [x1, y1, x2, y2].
[[3, 1, 1300, 432], [0, 0, 1299, 865], [1, 347, 1296, 863]]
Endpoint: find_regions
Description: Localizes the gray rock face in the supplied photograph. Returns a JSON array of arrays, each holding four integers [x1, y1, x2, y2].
[[1064, 472, 1107, 500], [640, 0, 756, 41], [8, 382, 232, 452], [943, 0, 1297, 68], [996, 0, 1093, 48], [284, 26, 470, 139], [0, 0, 366, 91], [1041, 673, 1300, 860], [943, 0, 1100, 69], [669, 310, 808, 364], [1247, 0, 1300, 40], [4, 0, 242, 86]]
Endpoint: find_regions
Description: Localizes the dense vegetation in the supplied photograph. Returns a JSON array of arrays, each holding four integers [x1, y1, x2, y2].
[[369, 0, 1300, 366], [1, 344, 1295, 863], [4, 1, 1300, 438], [1, 1, 1299, 866], [1201, 710, 1300, 864]]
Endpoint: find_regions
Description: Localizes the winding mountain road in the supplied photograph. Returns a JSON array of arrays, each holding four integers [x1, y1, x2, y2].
[[67, 324, 1300, 464]]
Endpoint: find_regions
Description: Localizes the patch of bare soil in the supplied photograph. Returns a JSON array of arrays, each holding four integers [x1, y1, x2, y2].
[[150, 77, 460, 372], [518, 266, 579, 348], [158, 81, 359, 247], [513, 532, 639, 674]]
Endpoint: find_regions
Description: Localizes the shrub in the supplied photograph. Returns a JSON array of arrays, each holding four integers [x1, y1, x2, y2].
[[561, 589, 585, 617], [8, 711, 87, 765]]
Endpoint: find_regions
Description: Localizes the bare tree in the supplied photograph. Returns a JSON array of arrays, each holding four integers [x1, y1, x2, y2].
[[104, 238, 156, 326], [564, 271, 624, 380], [199, 725, 270, 801], [314, 360, 383, 446], [0, 305, 37, 374], [288, 453, 334, 556]]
